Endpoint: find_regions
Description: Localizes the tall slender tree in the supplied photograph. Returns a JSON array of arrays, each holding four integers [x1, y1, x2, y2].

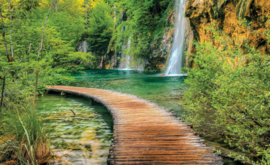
[[55, 0, 58, 12], [8, 0, 14, 61], [85, 0, 88, 30], [0, 5, 12, 111], [33, 0, 54, 110], [1, 5, 11, 62]]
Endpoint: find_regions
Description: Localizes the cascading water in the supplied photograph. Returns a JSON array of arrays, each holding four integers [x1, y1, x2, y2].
[[165, 0, 187, 76], [125, 39, 131, 70], [125, 56, 131, 69], [238, 0, 244, 18], [119, 44, 127, 69], [78, 40, 88, 52], [119, 38, 132, 70]]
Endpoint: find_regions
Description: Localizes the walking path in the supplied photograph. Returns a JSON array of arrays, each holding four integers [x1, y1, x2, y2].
[[47, 86, 223, 165]]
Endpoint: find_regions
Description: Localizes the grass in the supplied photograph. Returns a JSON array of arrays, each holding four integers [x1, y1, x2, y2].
[[0, 108, 51, 165]]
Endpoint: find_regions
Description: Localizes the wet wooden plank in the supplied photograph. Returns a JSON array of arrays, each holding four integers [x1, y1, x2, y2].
[[47, 86, 223, 165]]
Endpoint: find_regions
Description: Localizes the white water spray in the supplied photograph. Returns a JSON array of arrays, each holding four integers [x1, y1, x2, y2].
[[119, 38, 132, 70], [165, 0, 187, 76], [238, 0, 244, 18], [78, 40, 88, 53], [125, 39, 131, 70]]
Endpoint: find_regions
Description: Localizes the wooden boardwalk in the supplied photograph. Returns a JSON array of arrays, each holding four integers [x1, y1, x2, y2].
[[47, 86, 223, 165]]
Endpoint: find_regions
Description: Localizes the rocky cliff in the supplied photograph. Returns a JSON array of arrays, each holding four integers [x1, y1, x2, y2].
[[103, 8, 176, 72], [144, 10, 175, 72], [146, 0, 270, 71], [185, 0, 270, 55], [94, 0, 270, 71]]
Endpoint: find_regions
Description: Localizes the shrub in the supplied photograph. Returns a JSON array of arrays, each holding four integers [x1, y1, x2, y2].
[[182, 21, 270, 164], [0, 109, 51, 164]]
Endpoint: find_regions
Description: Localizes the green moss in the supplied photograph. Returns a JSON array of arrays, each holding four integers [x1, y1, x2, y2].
[[110, 0, 175, 59]]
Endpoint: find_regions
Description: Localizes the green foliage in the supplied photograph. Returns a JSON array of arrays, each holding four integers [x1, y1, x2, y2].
[[0, 109, 50, 164], [87, 2, 114, 55], [110, 0, 174, 58], [266, 20, 270, 44], [0, 77, 50, 164], [0, 0, 94, 96], [18, 0, 40, 11], [0, 1, 94, 163], [182, 22, 270, 164]]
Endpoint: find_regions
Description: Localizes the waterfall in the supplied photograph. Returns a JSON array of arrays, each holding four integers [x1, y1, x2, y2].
[[78, 40, 88, 52], [125, 39, 131, 70], [165, 0, 187, 76], [238, 0, 244, 18], [119, 38, 132, 70], [119, 44, 127, 69]]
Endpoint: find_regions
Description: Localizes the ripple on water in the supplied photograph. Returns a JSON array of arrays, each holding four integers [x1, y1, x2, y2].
[[37, 95, 113, 165]]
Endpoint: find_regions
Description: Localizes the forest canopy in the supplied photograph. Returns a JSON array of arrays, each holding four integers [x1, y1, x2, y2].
[[1, 0, 269, 164]]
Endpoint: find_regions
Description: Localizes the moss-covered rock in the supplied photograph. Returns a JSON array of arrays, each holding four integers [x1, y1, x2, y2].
[[186, 0, 270, 54]]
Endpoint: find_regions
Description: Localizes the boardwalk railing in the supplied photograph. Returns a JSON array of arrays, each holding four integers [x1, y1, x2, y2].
[[47, 86, 223, 165]]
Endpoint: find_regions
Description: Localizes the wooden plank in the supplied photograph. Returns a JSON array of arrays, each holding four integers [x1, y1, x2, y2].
[[47, 86, 223, 165]]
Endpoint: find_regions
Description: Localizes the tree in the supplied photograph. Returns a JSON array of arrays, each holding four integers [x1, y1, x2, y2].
[[87, 2, 114, 56], [0, 0, 95, 162], [33, 0, 54, 110], [109, 0, 173, 60], [182, 22, 270, 164], [8, 0, 14, 61], [18, 0, 40, 11], [0, 0, 93, 111]]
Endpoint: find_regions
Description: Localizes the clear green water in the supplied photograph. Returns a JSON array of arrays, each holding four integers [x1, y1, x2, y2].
[[38, 69, 243, 165], [37, 94, 113, 165], [71, 69, 187, 116]]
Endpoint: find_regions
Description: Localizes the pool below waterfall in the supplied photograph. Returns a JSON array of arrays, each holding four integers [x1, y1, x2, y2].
[[37, 69, 243, 165]]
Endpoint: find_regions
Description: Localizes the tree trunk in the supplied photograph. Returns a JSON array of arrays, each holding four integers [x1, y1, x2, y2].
[[33, 0, 54, 110], [0, 5, 11, 62], [27, 43, 32, 63], [8, 0, 14, 61], [0, 76, 6, 111], [114, 5, 116, 23], [28, 43, 32, 55], [100, 56, 104, 69], [55, 0, 58, 12], [85, 0, 88, 30], [0, 5, 11, 112]]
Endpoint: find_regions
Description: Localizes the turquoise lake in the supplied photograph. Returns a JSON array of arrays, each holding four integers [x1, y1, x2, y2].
[[37, 69, 243, 165]]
